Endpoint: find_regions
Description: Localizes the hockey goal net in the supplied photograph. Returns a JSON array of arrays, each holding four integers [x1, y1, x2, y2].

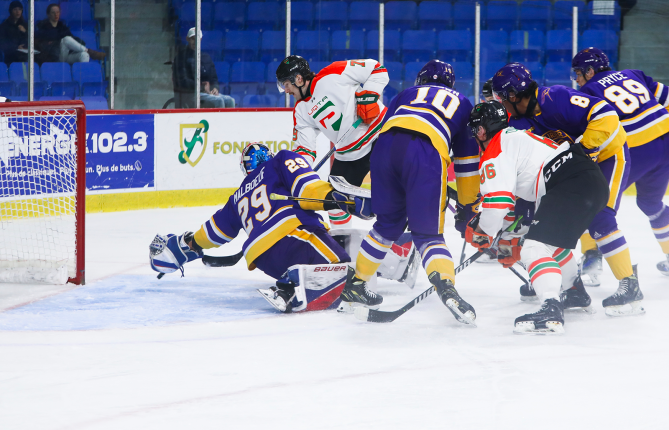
[[0, 101, 86, 285]]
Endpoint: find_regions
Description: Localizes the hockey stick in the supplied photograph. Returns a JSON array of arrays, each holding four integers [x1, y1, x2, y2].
[[355, 217, 523, 323], [156, 250, 245, 279], [313, 118, 363, 171], [270, 193, 355, 206]]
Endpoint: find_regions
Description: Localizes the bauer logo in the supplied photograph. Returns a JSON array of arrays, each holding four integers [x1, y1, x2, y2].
[[179, 120, 209, 167]]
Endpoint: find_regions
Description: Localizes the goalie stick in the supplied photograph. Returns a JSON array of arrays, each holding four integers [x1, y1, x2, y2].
[[313, 118, 363, 171], [355, 217, 522, 323], [156, 250, 244, 279], [270, 193, 355, 206]]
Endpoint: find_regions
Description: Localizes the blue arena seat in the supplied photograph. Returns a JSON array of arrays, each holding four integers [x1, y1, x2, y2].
[[452, 61, 474, 81], [229, 62, 266, 97], [295, 31, 330, 63], [384, 61, 404, 81], [546, 30, 572, 62], [266, 61, 280, 82], [40, 95, 74, 101], [71, 30, 98, 50], [385, 1, 418, 32], [349, 2, 379, 31], [454, 79, 473, 98], [580, 30, 619, 64], [480, 61, 506, 82], [213, 2, 245, 31], [383, 82, 400, 106], [553, 1, 586, 30], [314, 2, 347, 32], [214, 61, 230, 84], [452, 2, 478, 31], [40, 62, 72, 85], [201, 30, 223, 61], [481, 30, 509, 63], [247, 2, 281, 31], [308, 62, 330, 74], [418, 2, 452, 32], [223, 31, 260, 63], [330, 31, 365, 62], [437, 30, 472, 63], [31, 2, 51, 20], [9, 62, 34, 83], [73, 62, 104, 96], [523, 61, 544, 84], [59, 2, 93, 24], [0, 62, 8, 81], [509, 30, 545, 63], [179, 3, 214, 30], [587, 1, 621, 31], [0, 82, 12, 97], [78, 96, 109, 110], [18, 82, 45, 98], [291, 2, 313, 32], [519, 0, 552, 32], [544, 61, 572, 86], [243, 94, 277, 108], [404, 62, 424, 82], [402, 30, 436, 63], [260, 31, 286, 63], [487, 1, 517, 32], [367, 30, 401, 62]]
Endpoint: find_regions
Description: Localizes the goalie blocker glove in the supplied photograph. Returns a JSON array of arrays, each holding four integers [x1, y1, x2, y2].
[[150, 232, 203, 275]]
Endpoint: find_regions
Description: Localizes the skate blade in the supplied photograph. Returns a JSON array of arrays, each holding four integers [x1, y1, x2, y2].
[[445, 299, 477, 327], [582, 273, 601, 287], [604, 301, 645, 317], [513, 321, 564, 335], [257, 289, 288, 313], [565, 305, 596, 314], [337, 301, 379, 314], [520, 295, 539, 303]]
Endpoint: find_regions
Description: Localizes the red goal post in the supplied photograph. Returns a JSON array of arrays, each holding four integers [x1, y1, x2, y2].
[[0, 100, 86, 285]]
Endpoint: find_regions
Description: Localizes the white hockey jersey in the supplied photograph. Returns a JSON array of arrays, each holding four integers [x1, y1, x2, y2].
[[292, 59, 389, 163], [478, 127, 569, 236]]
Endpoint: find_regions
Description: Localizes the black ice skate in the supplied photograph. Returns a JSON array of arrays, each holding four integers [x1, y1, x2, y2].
[[428, 272, 477, 327], [338, 266, 383, 313], [520, 282, 538, 302], [602, 267, 645, 317], [514, 298, 565, 335], [656, 254, 669, 276], [560, 276, 594, 313], [257, 279, 296, 313], [579, 249, 603, 286]]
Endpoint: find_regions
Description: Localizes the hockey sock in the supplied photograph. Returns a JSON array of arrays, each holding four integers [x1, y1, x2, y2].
[[521, 240, 562, 301], [413, 234, 455, 283], [596, 230, 633, 280], [552, 248, 577, 290], [648, 206, 669, 254], [328, 209, 352, 227], [356, 229, 392, 281], [580, 231, 597, 254]]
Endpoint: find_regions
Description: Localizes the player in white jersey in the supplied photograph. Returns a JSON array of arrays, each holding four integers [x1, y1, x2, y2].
[[465, 102, 609, 334], [276, 55, 389, 227]]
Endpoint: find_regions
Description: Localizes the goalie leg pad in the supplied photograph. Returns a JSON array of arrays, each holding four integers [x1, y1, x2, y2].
[[278, 264, 349, 312]]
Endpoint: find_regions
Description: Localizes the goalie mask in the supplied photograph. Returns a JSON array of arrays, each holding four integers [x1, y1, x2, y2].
[[240, 143, 274, 176]]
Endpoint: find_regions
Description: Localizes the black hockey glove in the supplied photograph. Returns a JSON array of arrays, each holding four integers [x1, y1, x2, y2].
[[513, 198, 535, 232], [454, 197, 481, 238]]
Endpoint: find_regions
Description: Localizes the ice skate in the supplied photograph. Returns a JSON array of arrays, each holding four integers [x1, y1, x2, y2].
[[514, 298, 565, 335], [603, 268, 645, 317], [257, 283, 296, 313], [561, 276, 595, 313], [338, 266, 383, 313], [579, 249, 603, 286], [520, 282, 538, 302], [429, 272, 476, 327], [397, 245, 421, 289], [656, 254, 669, 276]]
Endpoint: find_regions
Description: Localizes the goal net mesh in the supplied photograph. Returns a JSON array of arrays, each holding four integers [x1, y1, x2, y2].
[[0, 105, 82, 284]]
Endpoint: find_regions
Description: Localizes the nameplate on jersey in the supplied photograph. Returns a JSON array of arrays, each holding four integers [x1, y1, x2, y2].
[[233, 167, 265, 204]]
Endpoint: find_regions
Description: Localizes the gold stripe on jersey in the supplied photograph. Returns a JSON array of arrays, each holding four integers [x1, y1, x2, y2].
[[380, 115, 453, 165], [287, 228, 340, 263], [606, 148, 627, 209], [623, 112, 669, 148], [439, 156, 448, 233], [582, 116, 627, 162], [298, 180, 334, 211], [244, 208, 301, 268], [455, 175, 481, 206]]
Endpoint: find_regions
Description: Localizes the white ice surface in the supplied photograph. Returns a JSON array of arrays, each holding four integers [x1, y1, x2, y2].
[[1, 196, 668, 429]]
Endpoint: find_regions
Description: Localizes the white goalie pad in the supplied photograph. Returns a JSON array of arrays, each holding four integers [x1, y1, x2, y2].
[[328, 176, 371, 199], [280, 263, 349, 312], [330, 229, 421, 288]]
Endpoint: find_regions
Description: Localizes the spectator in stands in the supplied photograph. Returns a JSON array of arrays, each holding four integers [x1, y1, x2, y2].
[[0, 1, 29, 64], [172, 27, 234, 108], [35, 3, 105, 64]]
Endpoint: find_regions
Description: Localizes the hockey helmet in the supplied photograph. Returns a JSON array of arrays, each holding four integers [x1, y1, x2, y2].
[[276, 55, 312, 93], [481, 78, 493, 101], [240, 143, 274, 176], [491, 63, 536, 102], [571, 47, 610, 82], [415, 60, 455, 88], [468, 101, 509, 143]]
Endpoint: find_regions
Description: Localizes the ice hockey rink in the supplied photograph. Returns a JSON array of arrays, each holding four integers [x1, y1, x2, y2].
[[1, 195, 667, 430]]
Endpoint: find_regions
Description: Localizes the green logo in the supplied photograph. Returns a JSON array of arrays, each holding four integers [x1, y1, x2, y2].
[[178, 120, 209, 166]]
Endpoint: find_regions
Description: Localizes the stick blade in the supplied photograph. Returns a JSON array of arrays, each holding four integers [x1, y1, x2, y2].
[[354, 306, 371, 321]]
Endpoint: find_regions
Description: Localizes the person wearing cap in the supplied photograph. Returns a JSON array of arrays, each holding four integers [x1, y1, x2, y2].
[[172, 27, 234, 108], [0, 1, 29, 64], [35, 3, 106, 64]]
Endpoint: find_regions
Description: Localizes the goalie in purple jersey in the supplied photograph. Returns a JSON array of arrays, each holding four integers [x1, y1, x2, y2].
[[149, 143, 381, 313], [492, 62, 643, 317], [572, 47, 669, 280]]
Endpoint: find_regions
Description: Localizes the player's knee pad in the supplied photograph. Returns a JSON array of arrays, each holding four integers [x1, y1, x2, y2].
[[588, 206, 619, 239], [520, 239, 553, 266], [521, 239, 562, 300]]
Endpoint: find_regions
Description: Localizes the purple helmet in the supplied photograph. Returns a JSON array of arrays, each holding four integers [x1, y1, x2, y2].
[[415, 60, 455, 88], [571, 47, 610, 81], [491, 63, 535, 102]]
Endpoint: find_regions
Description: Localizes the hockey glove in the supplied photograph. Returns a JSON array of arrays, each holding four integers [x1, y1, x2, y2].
[[512, 198, 535, 232], [150, 231, 203, 274], [331, 190, 374, 220], [498, 237, 523, 268], [454, 198, 481, 238], [355, 90, 381, 124]]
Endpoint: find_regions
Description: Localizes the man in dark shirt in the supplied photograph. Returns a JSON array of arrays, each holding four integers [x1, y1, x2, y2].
[[172, 27, 234, 108], [0, 1, 28, 64]]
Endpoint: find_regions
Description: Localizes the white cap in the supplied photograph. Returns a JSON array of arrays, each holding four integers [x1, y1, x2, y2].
[[187, 27, 202, 39]]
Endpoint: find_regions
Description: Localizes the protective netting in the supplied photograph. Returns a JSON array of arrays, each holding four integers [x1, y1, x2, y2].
[[0, 107, 80, 284]]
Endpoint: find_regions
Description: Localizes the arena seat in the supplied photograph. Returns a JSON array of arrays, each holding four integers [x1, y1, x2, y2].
[[330, 31, 365, 62], [519, 0, 552, 32], [71, 30, 98, 50], [223, 31, 260, 63], [314, 2, 347, 32], [523, 61, 545, 84], [509, 30, 545, 63], [481, 30, 509, 63], [553, 1, 586, 30], [229, 62, 266, 98], [404, 62, 424, 82], [59, 2, 94, 27], [452, 61, 474, 81], [580, 30, 619, 64], [78, 96, 109, 110], [247, 2, 281, 31], [487, 1, 517, 32], [260, 31, 286, 63], [40, 62, 72, 85], [213, 3, 245, 31], [295, 31, 330, 63], [453, 2, 479, 31], [384, 61, 404, 81], [349, 2, 379, 31], [18, 82, 45, 98], [544, 61, 572, 86], [546, 29, 572, 62], [586, 1, 621, 31], [291, 2, 313, 32], [437, 30, 472, 63], [201, 30, 223, 61], [214, 61, 230, 85], [418, 2, 452, 32], [367, 30, 401, 63], [454, 80, 473, 97], [73, 62, 105, 97], [402, 30, 436, 63], [179, 3, 214, 30], [0, 82, 12, 97], [243, 94, 277, 108], [480, 61, 506, 82], [385, 1, 418, 32]]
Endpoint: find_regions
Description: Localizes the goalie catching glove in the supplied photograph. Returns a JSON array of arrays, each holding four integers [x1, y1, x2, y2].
[[355, 90, 381, 124], [150, 232, 203, 275]]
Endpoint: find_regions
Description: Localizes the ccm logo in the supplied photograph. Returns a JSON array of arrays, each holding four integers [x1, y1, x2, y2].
[[314, 266, 347, 272], [544, 152, 573, 181]]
